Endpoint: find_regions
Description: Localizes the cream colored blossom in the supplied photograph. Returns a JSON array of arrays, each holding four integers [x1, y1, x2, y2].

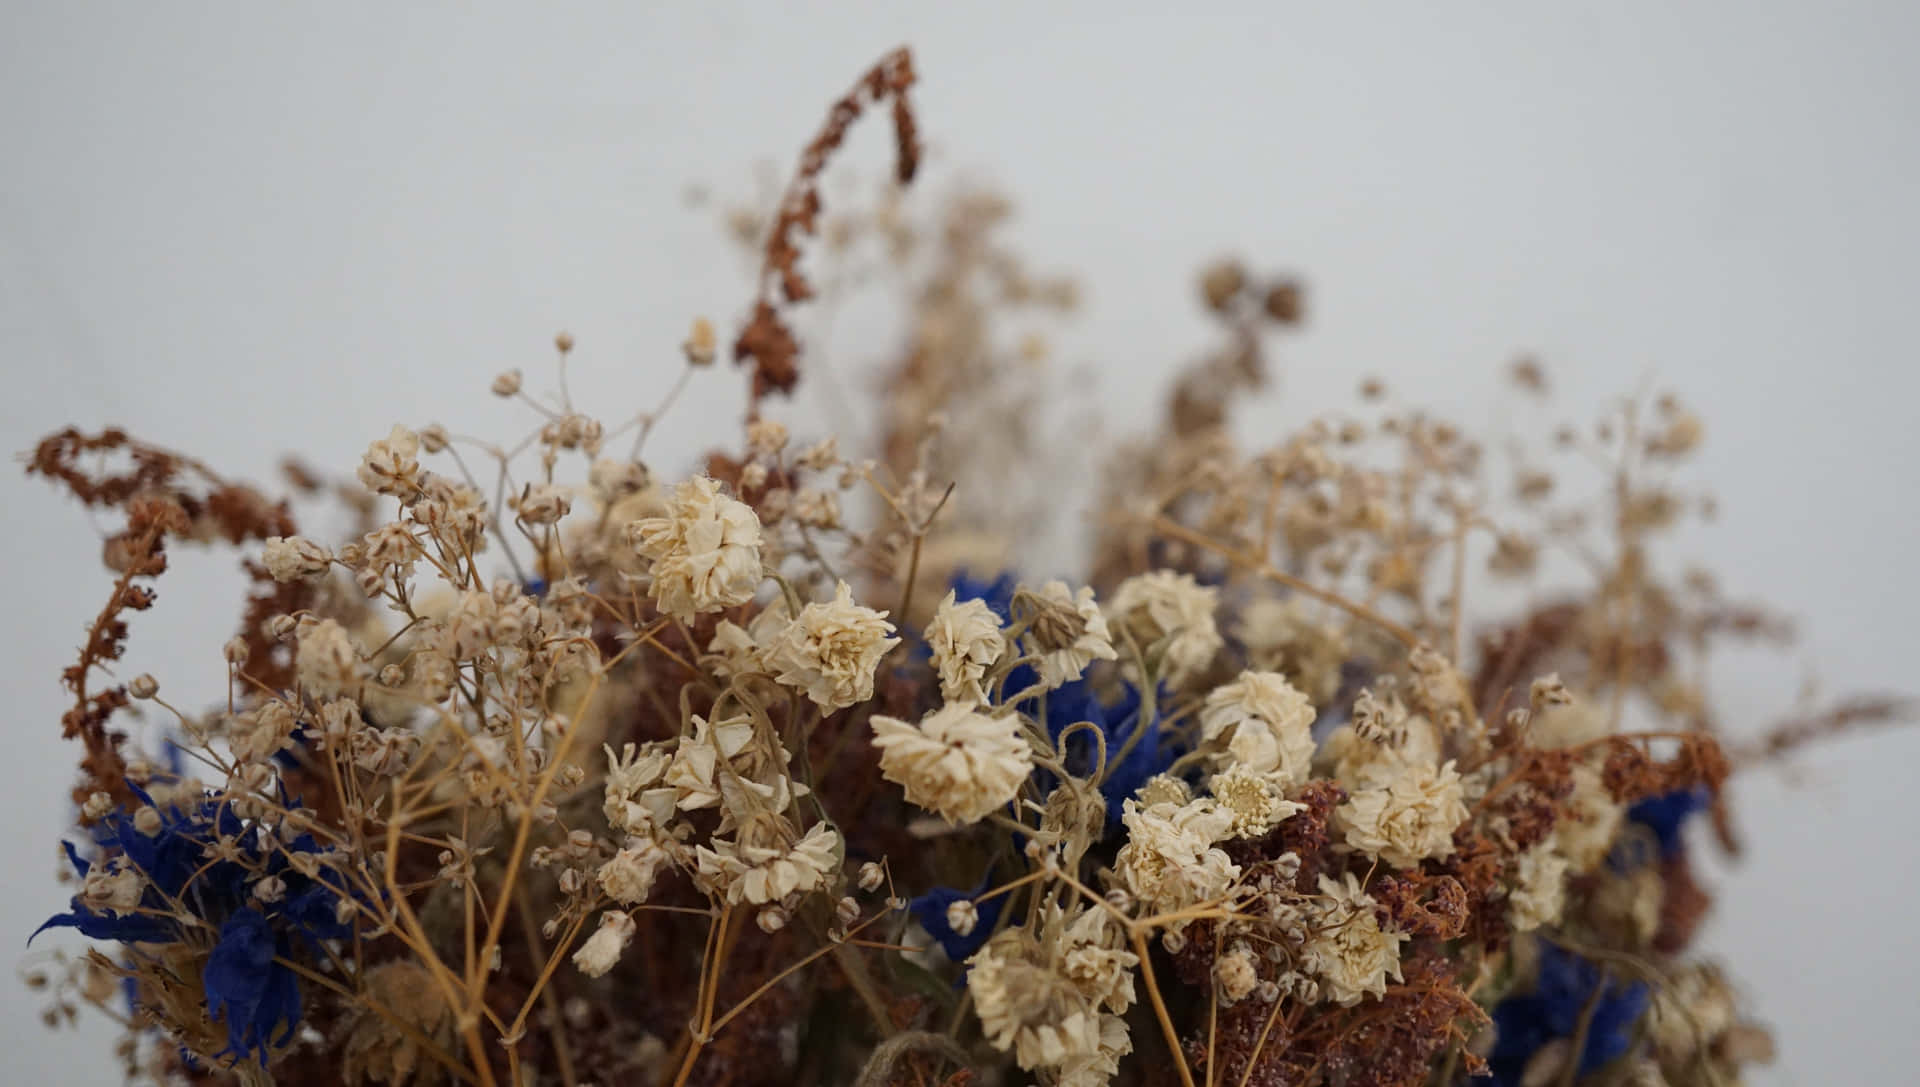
[[261, 535, 332, 582], [1114, 796, 1240, 915], [967, 905, 1137, 1076], [1054, 1014, 1132, 1087], [764, 581, 898, 710], [81, 862, 144, 914], [1507, 842, 1570, 932], [1303, 872, 1408, 1006], [628, 475, 764, 621], [1321, 711, 1442, 789], [1555, 762, 1625, 871], [296, 618, 366, 698], [664, 715, 759, 812], [598, 840, 672, 905], [1215, 944, 1260, 1003], [1108, 570, 1223, 684], [1532, 699, 1611, 748], [1207, 765, 1306, 839], [571, 910, 635, 977], [1649, 964, 1737, 1057], [230, 701, 298, 765], [1337, 759, 1468, 868], [358, 425, 422, 496], [1023, 580, 1117, 690], [695, 821, 841, 906], [926, 590, 1007, 704], [1200, 671, 1317, 783], [870, 702, 1032, 824], [602, 743, 676, 838]]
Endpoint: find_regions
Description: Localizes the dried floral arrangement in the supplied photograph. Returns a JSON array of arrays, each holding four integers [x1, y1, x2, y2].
[[21, 47, 1911, 1087]]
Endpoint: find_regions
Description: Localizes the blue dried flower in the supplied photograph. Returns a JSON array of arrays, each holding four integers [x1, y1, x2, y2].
[[908, 875, 1006, 962], [1627, 787, 1709, 859], [203, 908, 303, 1062], [1488, 942, 1650, 1084], [36, 787, 358, 1063]]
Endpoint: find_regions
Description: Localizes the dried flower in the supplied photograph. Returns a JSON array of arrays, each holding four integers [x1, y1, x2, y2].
[[871, 702, 1032, 824], [764, 581, 898, 710], [925, 590, 1007, 703], [1022, 580, 1118, 690], [1199, 670, 1317, 783], [261, 535, 332, 582], [628, 475, 764, 620], [1108, 570, 1222, 684], [1303, 873, 1408, 1005], [572, 911, 636, 978], [1337, 759, 1468, 868]]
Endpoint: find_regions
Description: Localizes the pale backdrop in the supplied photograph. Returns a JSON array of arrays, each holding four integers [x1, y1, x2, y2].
[[3, 3, 1915, 1083]]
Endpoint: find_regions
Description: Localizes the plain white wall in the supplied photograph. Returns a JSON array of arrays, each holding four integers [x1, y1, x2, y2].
[[3, 3, 1915, 1083]]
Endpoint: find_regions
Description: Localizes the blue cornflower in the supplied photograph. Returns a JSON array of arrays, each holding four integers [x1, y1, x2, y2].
[[908, 874, 1007, 963], [1488, 943, 1650, 1084], [1034, 678, 1181, 829], [36, 787, 358, 1063], [203, 909, 302, 1062], [1627, 787, 1709, 859]]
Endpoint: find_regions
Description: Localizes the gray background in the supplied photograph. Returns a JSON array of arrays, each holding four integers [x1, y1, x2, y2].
[[3, 3, 1915, 1083]]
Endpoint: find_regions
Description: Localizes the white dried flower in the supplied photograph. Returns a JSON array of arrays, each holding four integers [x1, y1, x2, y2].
[[756, 906, 790, 934], [764, 581, 898, 710], [1337, 760, 1468, 869], [598, 841, 672, 905], [358, 425, 422, 496], [261, 535, 332, 582], [516, 482, 573, 526], [1303, 873, 1408, 1006], [128, 674, 159, 700], [230, 700, 298, 765], [1215, 944, 1260, 1003], [1108, 570, 1223, 684], [1023, 581, 1118, 690], [1322, 713, 1443, 789], [946, 899, 979, 937], [797, 436, 839, 471], [1507, 842, 1570, 932], [967, 906, 1138, 1075], [1113, 796, 1240, 916], [695, 821, 841, 906], [791, 487, 840, 528], [628, 476, 764, 621], [491, 369, 523, 397], [1649, 964, 1737, 1057], [746, 418, 789, 458], [1207, 765, 1306, 838], [870, 703, 1032, 825], [295, 618, 366, 699], [1555, 763, 1625, 872], [1199, 671, 1317, 784], [926, 591, 1007, 704], [857, 861, 886, 893], [572, 911, 635, 977], [81, 792, 114, 821], [81, 862, 144, 914]]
